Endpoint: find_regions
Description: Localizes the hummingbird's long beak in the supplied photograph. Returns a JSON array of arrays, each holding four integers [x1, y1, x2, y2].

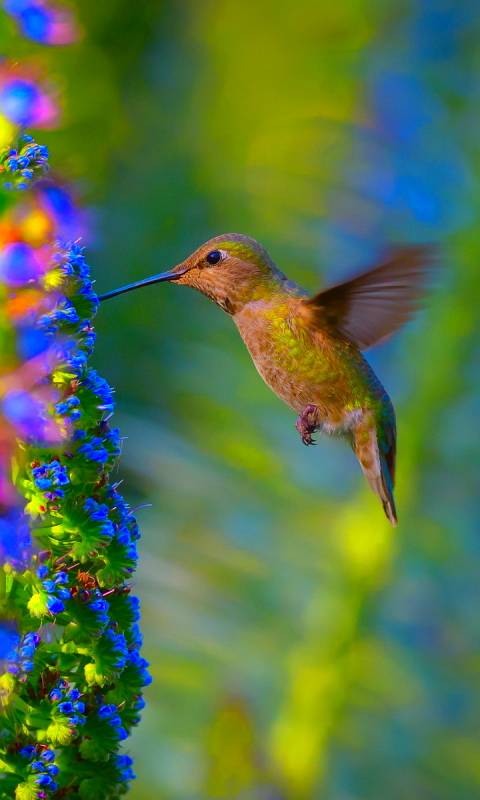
[[98, 267, 188, 302]]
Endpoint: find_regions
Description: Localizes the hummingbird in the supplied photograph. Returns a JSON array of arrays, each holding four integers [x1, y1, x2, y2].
[[99, 234, 434, 526]]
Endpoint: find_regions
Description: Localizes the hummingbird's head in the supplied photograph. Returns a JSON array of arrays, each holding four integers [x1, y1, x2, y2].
[[170, 233, 286, 314], [98, 233, 290, 311]]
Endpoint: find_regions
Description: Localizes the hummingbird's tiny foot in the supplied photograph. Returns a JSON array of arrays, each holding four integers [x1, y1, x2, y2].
[[295, 405, 319, 446]]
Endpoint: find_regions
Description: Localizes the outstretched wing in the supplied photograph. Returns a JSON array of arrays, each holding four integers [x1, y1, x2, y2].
[[300, 246, 436, 350]]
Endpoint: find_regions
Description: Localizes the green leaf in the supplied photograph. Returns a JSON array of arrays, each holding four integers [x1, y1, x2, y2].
[[79, 776, 110, 800], [84, 661, 106, 688], [0, 672, 17, 698], [25, 712, 50, 729], [63, 597, 110, 643], [8, 692, 32, 713], [27, 592, 48, 618], [79, 737, 110, 762], [46, 720, 76, 745], [97, 540, 136, 588], [105, 592, 137, 632], [15, 780, 38, 800]]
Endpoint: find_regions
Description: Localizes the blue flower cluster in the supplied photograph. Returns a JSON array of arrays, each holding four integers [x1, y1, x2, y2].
[[111, 754, 136, 784], [0, 134, 49, 190], [76, 432, 111, 464], [83, 497, 115, 537], [32, 460, 70, 498], [38, 300, 80, 331], [49, 680, 86, 728], [34, 242, 99, 377], [1, 135, 148, 796], [98, 627, 129, 672], [81, 369, 115, 414], [96, 700, 128, 742], [54, 394, 81, 421], [85, 592, 110, 634], [36, 565, 71, 614], [18, 746, 60, 795], [5, 631, 40, 678], [125, 647, 152, 689]]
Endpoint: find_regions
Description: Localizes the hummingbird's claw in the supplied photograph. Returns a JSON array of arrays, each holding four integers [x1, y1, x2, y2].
[[295, 405, 320, 446], [301, 433, 316, 446]]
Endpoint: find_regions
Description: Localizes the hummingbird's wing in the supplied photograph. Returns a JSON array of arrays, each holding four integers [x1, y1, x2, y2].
[[300, 246, 435, 350]]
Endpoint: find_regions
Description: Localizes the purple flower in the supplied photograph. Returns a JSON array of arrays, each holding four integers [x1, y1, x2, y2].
[[4, 0, 80, 45], [0, 242, 44, 286], [2, 389, 48, 441]]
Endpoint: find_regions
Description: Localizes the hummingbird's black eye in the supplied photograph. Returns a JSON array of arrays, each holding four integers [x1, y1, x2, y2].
[[205, 250, 223, 266]]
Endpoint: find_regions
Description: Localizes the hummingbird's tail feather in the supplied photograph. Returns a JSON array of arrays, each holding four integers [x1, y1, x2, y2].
[[352, 420, 397, 526]]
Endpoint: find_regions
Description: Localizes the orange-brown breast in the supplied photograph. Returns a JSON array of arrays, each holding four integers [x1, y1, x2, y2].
[[233, 295, 374, 426]]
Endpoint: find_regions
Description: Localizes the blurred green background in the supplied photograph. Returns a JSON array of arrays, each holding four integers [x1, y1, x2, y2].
[[4, 0, 480, 797]]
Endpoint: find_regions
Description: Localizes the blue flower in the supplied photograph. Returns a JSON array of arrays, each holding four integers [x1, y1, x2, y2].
[[36, 478, 52, 489], [34, 774, 52, 787], [23, 632, 40, 646], [32, 461, 70, 496], [89, 599, 108, 612], [46, 596, 65, 615], [98, 704, 115, 719], [111, 754, 136, 782], [36, 565, 49, 579], [6, 649, 19, 662], [19, 746, 36, 758]]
